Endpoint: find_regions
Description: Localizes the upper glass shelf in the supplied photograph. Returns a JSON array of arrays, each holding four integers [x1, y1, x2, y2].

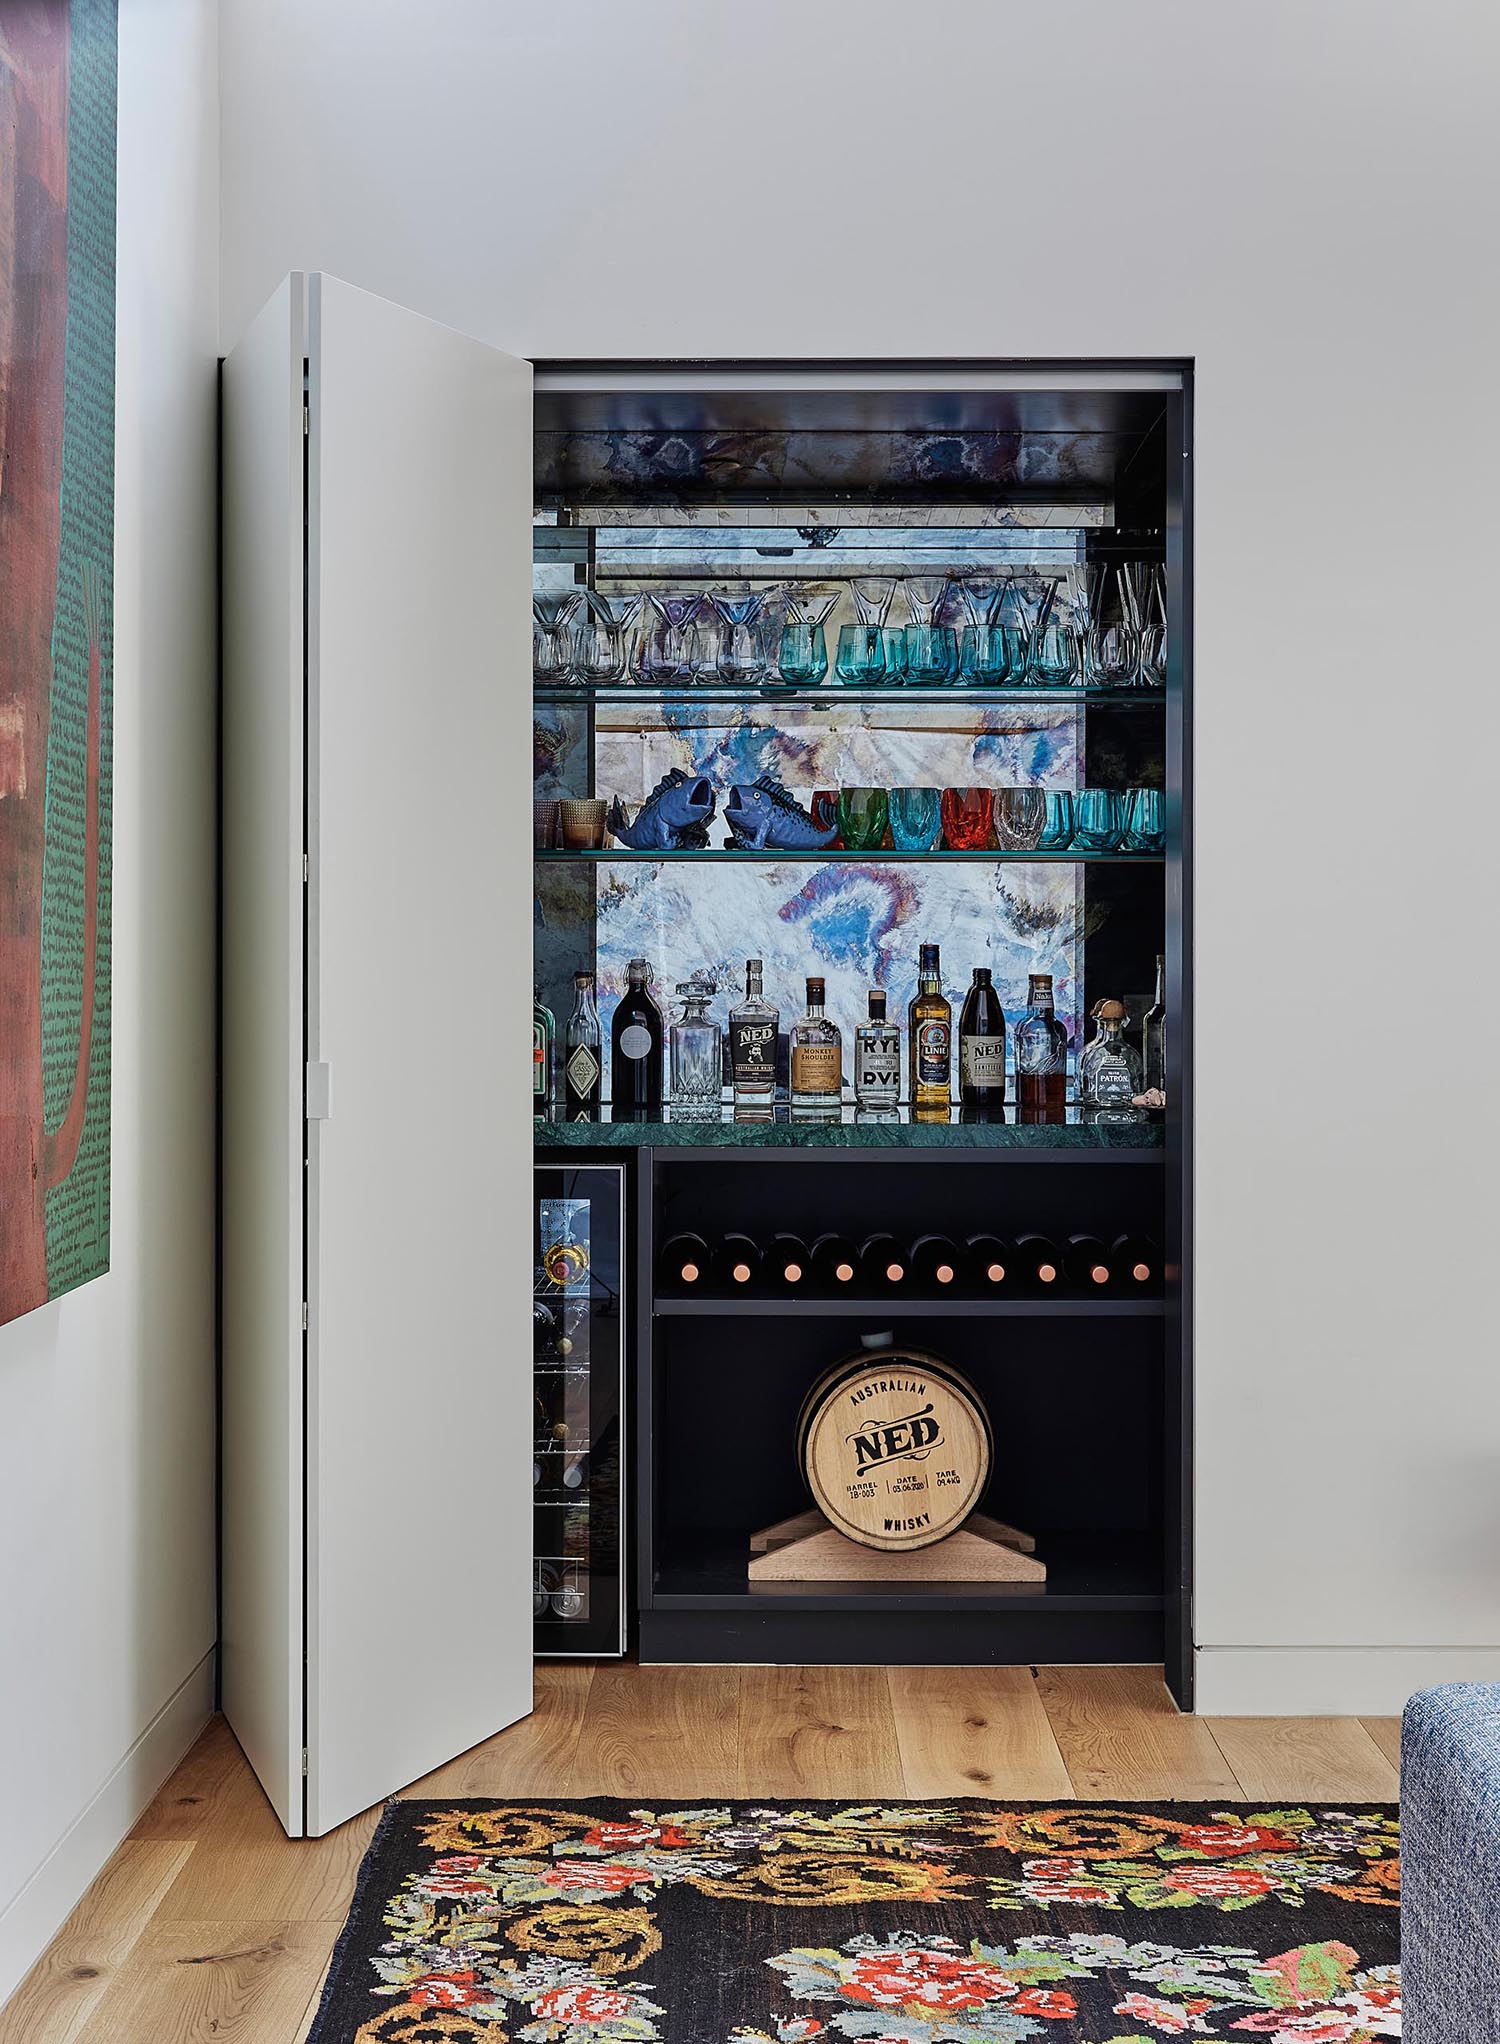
[[535, 684, 1163, 710], [536, 848, 1162, 864]]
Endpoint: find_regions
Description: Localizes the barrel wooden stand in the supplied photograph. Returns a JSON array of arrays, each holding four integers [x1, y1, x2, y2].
[[748, 1507, 1047, 1584]]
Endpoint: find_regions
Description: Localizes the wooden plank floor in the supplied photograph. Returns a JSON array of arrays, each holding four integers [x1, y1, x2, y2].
[[1, 1665, 1399, 2044]]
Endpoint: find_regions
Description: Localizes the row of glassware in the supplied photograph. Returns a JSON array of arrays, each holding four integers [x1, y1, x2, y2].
[[532, 566, 1168, 691]]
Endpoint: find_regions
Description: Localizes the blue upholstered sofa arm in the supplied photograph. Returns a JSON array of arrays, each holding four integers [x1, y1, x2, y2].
[[1402, 1684, 1500, 2042]]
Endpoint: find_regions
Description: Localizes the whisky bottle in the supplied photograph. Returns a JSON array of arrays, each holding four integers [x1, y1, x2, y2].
[[911, 1233, 961, 1287], [1078, 998, 1144, 1106], [563, 971, 602, 1120], [1143, 954, 1167, 1095], [611, 956, 664, 1118], [853, 989, 901, 1110], [789, 976, 843, 1117], [958, 966, 1006, 1110], [1013, 972, 1068, 1116], [533, 986, 556, 1115], [908, 942, 952, 1120], [729, 958, 779, 1107]]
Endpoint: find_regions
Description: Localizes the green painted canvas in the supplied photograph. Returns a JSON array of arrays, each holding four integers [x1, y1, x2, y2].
[[0, 0, 116, 1323]]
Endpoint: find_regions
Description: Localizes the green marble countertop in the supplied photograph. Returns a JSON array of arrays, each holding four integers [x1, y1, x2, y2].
[[533, 1107, 1164, 1151]]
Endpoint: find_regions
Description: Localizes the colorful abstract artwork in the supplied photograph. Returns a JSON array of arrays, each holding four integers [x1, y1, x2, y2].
[[0, 0, 116, 1324]]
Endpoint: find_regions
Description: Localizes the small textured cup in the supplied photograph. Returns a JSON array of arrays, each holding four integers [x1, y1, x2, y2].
[[940, 786, 994, 850], [889, 785, 942, 851], [558, 797, 608, 851], [533, 799, 560, 849], [1122, 786, 1165, 851], [994, 787, 1047, 850], [1073, 787, 1126, 853], [837, 786, 890, 851], [1037, 789, 1075, 850]]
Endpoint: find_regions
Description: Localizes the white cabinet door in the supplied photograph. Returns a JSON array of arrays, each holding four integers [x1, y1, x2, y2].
[[223, 273, 534, 1837]]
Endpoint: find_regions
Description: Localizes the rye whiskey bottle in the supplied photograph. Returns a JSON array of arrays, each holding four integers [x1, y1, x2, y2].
[[1143, 953, 1167, 1095], [854, 989, 900, 1111], [790, 976, 843, 1117], [611, 956, 664, 1118], [533, 985, 555, 1115], [563, 971, 602, 1120], [1014, 972, 1068, 1116], [730, 957, 779, 1108], [958, 966, 1006, 1110], [908, 942, 952, 1120]]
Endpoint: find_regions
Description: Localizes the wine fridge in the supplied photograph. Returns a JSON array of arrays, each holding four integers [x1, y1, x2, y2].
[[533, 1164, 628, 1655]]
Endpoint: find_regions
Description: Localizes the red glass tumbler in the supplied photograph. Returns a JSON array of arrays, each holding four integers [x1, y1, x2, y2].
[[940, 786, 994, 850]]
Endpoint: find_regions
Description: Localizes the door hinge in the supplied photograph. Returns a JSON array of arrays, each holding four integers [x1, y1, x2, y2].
[[301, 1301, 309, 1332], [302, 402, 310, 437], [301, 1747, 309, 1776], [303, 851, 309, 882]]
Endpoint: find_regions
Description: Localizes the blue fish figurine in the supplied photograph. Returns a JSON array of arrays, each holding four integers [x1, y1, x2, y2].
[[724, 775, 838, 851], [607, 769, 716, 851]]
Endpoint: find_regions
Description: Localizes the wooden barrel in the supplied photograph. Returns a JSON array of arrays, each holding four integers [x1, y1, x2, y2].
[[795, 1340, 992, 1551]]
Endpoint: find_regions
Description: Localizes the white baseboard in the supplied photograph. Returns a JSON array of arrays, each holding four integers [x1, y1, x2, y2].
[[1194, 1644, 1500, 1717], [0, 1648, 216, 2009]]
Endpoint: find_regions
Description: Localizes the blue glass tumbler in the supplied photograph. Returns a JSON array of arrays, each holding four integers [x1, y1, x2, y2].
[[1073, 788, 1126, 853], [889, 786, 942, 851]]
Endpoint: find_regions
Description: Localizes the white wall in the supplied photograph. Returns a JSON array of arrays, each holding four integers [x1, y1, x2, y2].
[[219, 0, 1500, 1712], [0, 0, 219, 2002]]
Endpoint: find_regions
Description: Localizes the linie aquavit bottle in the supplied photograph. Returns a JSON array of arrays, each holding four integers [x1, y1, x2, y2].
[[563, 971, 602, 1120], [730, 957, 779, 1108], [853, 988, 900, 1110], [533, 985, 556, 1115], [1013, 972, 1068, 1117], [789, 976, 842, 1118], [958, 966, 1006, 1111], [611, 956, 664, 1119], [908, 942, 952, 1120]]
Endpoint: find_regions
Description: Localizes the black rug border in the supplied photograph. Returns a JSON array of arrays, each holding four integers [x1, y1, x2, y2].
[[307, 1793, 1402, 2044]]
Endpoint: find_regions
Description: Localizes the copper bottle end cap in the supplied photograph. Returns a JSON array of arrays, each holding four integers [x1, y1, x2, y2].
[[835, 1262, 854, 1283], [785, 1263, 802, 1283], [1039, 1264, 1057, 1283], [681, 1263, 700, 1284], [1132, 1261, 1151, 1282], [1091, 1265, 1109, 1285], [986, 1263, 1005, 1283], [732, 1263, 752, 1284], [886, 1263, 904, 1283], [936, 1264, 954, 1284]]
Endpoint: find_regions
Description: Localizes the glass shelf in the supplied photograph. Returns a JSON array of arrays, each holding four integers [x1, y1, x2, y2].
[[535, 1106, 1164, 1151], [537, 847, 1162, 864], [536, 684, 1163, 710]]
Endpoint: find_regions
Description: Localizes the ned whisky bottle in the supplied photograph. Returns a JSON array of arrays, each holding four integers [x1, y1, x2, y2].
[[729, 957, 779, 1107], [908, 942, 952, 1120], [789, 976, 843, 1117], [1013, 972, 1068, 1116], [563, 971, 602, 1120], [958, 965, 1006, 1110]]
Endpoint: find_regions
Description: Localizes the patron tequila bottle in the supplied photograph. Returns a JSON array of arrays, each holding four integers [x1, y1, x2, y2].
[[610, 956, 663, 1118], [1078, 997, 1144, 1105], [789, 976, 843, 1118], [958, 966, 1006, 1111], [729, 957, 779, 1108], [563, 971, 602, 1120], [533, 985, 555, 1115], [1013, 972, 1068, 1117], [1143, 953, 1167, 1095], [853, 988, 900, 1111], [908, 942, 952, 1120]]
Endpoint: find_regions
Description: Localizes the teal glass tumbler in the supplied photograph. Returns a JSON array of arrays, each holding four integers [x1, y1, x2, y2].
[[1026, 622, 1082, 687], [1073, 787, 1126, 852], [881, 627, 907, 683], [1122, 786, 1165, 851], [959, 624, 1010, 684], [777, 621, 828, 686], [837, 786, 889, 851], [889, 786, 942, 851], [834, 622, 886, 685], [1037, 790, 1076, 850], [904, 622, 958, 684]]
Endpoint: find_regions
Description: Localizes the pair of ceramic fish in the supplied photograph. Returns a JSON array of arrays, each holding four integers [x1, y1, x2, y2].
[[606, 769, 837, 852]]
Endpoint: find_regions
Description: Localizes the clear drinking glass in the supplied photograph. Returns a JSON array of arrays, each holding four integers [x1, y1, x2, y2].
[[834, 622, 886, 685], [644, 593, 704, 685], [956, 580, 1010, 684], [1026, 621, 1083, 687], [889, 785, 942, 850], [670, 981, 722, 1112], [1139, 620, 1167, 688], [880, 626, 907, 684], [900, 576, 958, 685], [994, 787, 1047, 850], [776, 591, 837, 687], [940, 786, 994, 850], [573, 590, 643, 687], [1122, 786, 1165, 851], [1086, 619, 1138, 689], [837, 786, 889, 851], [711, 592, 769, 685], [533, 591, 581, 686], [1037, 790, 1076, 850], [1073, 787, 1126, 852]]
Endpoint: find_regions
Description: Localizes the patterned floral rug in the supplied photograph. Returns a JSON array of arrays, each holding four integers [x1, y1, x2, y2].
[[306, 1798, 1400, 2043]]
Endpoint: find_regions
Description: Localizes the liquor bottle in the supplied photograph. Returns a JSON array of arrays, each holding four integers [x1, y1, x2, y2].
[[611, 956, 664, 1118], [769, 1232, 810, 1287], [533, 986, 555, 1115], [810, 1232, 859, 1289], [712, 1233, 762, 1288], [1110, 1233, 1159, 1288], [658, 1232, 710, 1288], [669, 980, 721, 1112], [1064, 1233, 1112, 1289], [789, 976, 843, 1117], [1078, 998, 1144, 1106], [966, 1234, 1012, 1289], [860, 1232, 908, 1289], [910, 1233, 961, 1287], [1014, 1231, 1061, 1287], [853, 989, 901, 1111], [908, 942, 952, 1120], [729, 958, 779, 1108], [1143, 954, 1167, 1095], [958, 966, 1006, 1110], [1013, 973, 1068, 1116], [563, 971, 603, 1120]]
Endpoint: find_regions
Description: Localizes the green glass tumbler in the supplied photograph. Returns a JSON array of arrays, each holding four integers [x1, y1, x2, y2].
[[837, 786, 890, 851]]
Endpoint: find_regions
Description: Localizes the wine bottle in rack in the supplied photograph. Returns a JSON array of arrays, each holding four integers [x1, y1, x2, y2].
[[712, 1233, 762, 1289], [1064, 1233, 1112, 1289], [1014, 1232, 1061, 1288], [810, 1233, 860, 1290], [966, 1234, 1013, 1289], [1110, 1233, 1159, 1288], [769, 1233, 810, 1287], [561, 1452, 588, 1492], [860, 1232, 909, 1290], [658, 1232, 710, 1288], [910, 1233, 962, 1288]]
